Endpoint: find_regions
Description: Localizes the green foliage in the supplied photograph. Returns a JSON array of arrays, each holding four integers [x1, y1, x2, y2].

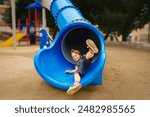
[[2, 8, 11, 25], [2, 0, 34, 28], [45, 9, 57, 29], [2, 0, 56, 29], [3, 0, 150, 41], [73, 0, 150, 41], [16, 0, 34, 23]]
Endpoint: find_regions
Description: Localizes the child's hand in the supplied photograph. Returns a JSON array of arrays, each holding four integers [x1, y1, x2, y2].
[[65, 70, 73, 74]]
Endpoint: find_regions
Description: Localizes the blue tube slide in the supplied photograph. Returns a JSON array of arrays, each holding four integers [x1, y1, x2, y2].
[[34, 0, 106, 89]]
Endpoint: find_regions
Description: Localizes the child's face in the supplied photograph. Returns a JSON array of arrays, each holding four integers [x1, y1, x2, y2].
[[71, 52, 80, 61]]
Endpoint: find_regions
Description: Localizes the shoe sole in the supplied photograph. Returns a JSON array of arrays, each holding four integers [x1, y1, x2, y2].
[[67, 84, 82, 95], [86, 39, 99, 54]]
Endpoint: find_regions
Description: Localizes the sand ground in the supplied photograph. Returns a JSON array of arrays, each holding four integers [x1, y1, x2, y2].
[[0, 45, 150, 100]]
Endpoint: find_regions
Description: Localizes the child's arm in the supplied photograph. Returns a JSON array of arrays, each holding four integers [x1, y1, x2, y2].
[[65, 66, 78, 74]]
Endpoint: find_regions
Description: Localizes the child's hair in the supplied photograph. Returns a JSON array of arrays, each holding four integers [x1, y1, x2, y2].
[[71, 49, 81, 56]]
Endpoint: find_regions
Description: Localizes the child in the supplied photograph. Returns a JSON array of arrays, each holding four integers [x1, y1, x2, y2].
[[65, 39, 99, 95]]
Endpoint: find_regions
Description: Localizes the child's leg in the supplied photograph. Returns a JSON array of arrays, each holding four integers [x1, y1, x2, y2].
[[74, 72, 81, 84], [67, 72, 82, 95], [85, 50, 94, 60], [86, 39, 99, 54], [85, 39, 99, 60]]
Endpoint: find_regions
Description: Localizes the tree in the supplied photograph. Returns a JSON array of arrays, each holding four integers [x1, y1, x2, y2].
[[2, 0, 56, 32], [3, 0, 33, 26], [73, 0, 150, 41], [119, 0, 149, 41], [3, 0, 150, 41]]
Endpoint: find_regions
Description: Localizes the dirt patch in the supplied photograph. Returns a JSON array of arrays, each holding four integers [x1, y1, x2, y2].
[[0, 45, 150, 100]]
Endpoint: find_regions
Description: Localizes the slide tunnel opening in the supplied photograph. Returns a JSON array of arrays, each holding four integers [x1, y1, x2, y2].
[[61, 27, 101, 64]]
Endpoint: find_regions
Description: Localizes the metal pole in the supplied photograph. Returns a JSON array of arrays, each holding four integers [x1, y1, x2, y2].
[[148, 22, 150, 43], [42, 8, 46, 29], [35, 8, 38, 43], [28, 10, 31, 23], [10, 0, 16, 49], [26, 18, 29, 46]]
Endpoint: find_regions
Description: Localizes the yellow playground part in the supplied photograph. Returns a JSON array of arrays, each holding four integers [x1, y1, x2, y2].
[[0, 33, 26, 47]]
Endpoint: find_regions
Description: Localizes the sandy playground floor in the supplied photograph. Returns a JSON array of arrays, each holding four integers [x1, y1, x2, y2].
[[0, 45, 150, 100]]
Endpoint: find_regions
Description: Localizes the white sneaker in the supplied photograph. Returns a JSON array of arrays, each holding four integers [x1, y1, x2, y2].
[[86, 39, 99, 54], [67, 83, 82, 95]]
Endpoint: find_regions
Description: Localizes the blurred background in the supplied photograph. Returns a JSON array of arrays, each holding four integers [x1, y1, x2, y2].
[[0, 0, 150, 45]]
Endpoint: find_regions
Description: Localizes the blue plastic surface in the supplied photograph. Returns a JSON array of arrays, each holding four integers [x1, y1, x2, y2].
[[37, 29, 51, 49], [26, 2, 43, 9], [34, 0, 106, 90], [50, 0, 84, 29]]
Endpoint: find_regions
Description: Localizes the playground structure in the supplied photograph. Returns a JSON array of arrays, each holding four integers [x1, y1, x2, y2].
[[25, 2, 43, 45], [38, 29, 53, 49], [34, 0, 106, 89], [0, 18, 35, 47], [0, 2, 43, 47], [0, 33, 26, 47]]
